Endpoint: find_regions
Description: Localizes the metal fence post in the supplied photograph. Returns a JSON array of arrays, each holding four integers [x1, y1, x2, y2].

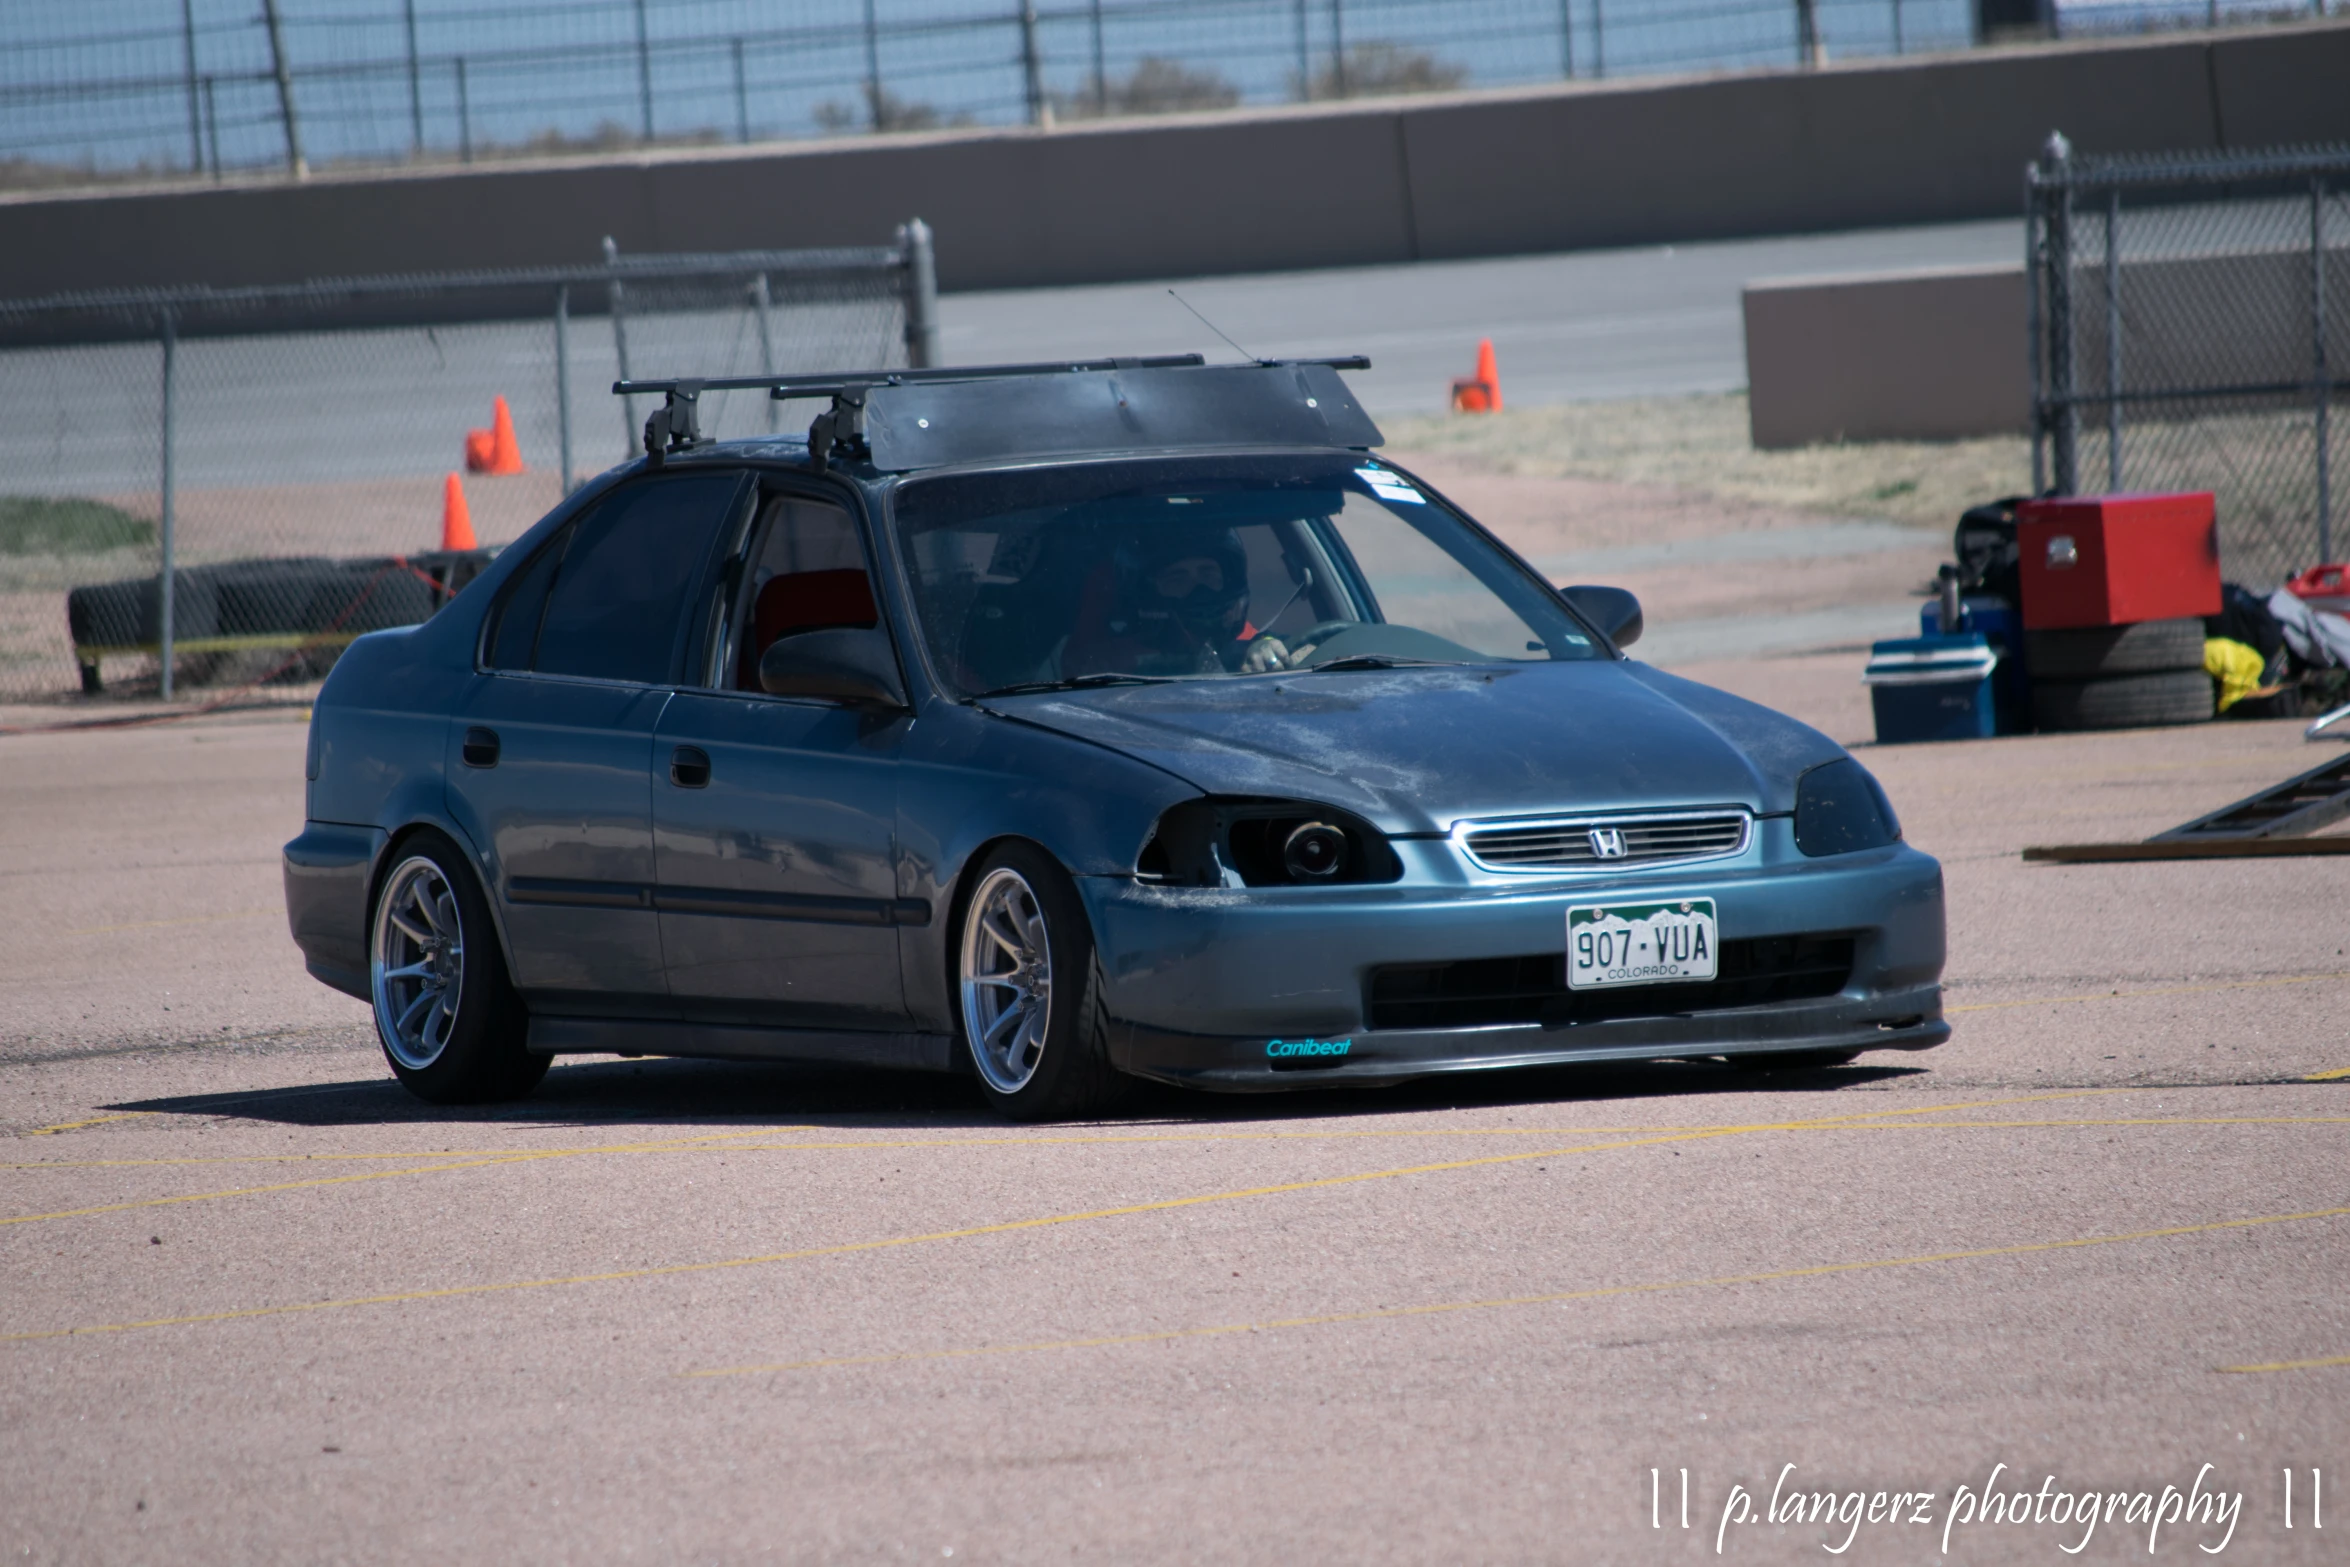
[[1020, 0, 1050, 128], [2027, 172, 2046, 497], [752, 272, 778, 430], [2042, 133, 2078, 495], [2317, 177, 2334, 562], [732, 39, 750, 142], [864, 0, 884, 129], [1594, 0, 1606, 77], [180, 0, 202, 174], [158, 310, 178, 702], [260, 0, 307, 178], [899, 219, 940, 369], [1560, 0, 1576, 77], [1892, 0, 1904, 54], [1795, 0, 1822, 66], [1294, 0, 1310, 97], [2105, 187, 2123, 492], [202, 77, 222, 182], [1090, 0, 1108, 113], [635, 0, 655, 141], [456, 58, 473, 162], [404, 0, 424, 152], [1331, 0, 1349, 96], [606, 237, 635, 453], [555, 284, 574, 493]]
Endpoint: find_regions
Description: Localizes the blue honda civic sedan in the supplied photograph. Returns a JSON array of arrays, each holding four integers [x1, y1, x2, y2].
[[283, 356, 1945, 1118]]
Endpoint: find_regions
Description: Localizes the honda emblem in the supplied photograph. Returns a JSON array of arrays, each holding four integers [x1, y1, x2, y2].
[[1588, 827, 1627, 859]]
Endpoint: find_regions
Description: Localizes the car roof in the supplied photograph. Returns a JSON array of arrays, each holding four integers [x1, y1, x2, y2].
[[621, 358, 1384, 475]]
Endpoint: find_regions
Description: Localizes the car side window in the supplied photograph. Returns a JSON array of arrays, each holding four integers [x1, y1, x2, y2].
[[525, 473, 748, 686], [717, 494, 879, 691], [484, 526, 570, 671]]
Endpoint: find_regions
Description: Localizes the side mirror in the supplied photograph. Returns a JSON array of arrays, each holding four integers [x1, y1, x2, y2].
[[758, 627, 909, 710], [1563, 584, 1643, 650]]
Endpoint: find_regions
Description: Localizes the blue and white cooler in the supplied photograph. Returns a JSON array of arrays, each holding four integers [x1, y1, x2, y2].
[[1864, 632, 2001, 744]]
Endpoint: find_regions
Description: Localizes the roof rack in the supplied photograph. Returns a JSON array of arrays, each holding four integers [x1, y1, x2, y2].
[[613, 354, 1375, 469]]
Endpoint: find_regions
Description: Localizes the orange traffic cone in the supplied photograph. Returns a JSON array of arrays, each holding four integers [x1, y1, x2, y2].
[[441, 472, 478, 552], [463, 396, 527, 475], [1449, 338, 1502, 414], [486, 395, 526, 475]]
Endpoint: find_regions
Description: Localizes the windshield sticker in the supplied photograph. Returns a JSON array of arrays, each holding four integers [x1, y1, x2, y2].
[[1354, 466, 1426, 505]]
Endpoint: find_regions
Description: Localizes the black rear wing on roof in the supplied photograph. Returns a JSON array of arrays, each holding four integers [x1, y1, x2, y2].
[[613, 355, 1379, 472]]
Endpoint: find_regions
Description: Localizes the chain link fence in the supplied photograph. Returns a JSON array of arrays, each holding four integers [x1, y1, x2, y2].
[[9, 0, 2000, 184], [0, 225, 934, 713], [2029, 139, 2349, 590]]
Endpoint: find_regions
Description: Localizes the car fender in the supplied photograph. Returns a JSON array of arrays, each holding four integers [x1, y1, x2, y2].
[[896, 701, 1200, 1031]]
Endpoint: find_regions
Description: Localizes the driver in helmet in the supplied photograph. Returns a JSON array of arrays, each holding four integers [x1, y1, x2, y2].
[[1066, 525, 1301, 677]]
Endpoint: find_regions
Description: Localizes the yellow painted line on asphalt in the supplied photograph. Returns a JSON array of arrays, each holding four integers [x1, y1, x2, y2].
[[0, 1090, 2120, 1345], [2220, 1351, 2350, 1374], [1948, 971, 2350, 1015], [23, 1113, 156, 1137], [686, 1203, 2350, 1379], [0, 1125, 821, 1228], [2307, 1066, 2350, 1082], [62, 911, 277, 936]]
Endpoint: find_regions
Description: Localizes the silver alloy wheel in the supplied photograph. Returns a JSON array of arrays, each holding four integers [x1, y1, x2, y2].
[[959, 867, 1054, 1094], [371, 855, 466, 1070]]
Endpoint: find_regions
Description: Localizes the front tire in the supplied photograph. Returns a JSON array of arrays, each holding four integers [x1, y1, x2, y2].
[[955, 843, 1128, 1121], [369, 830, 545, 1104]]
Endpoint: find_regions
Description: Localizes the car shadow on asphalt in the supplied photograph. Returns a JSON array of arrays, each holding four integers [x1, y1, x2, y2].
[[109, 1053, 1927, 1131]]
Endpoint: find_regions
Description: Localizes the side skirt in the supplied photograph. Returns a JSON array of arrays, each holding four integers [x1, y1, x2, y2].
[[526, 1015, 956, 1073]]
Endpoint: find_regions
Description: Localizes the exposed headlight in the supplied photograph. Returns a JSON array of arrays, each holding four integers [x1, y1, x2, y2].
[[1281, 822, 1350, 881], [1137, 800, 1397, 887], [1793, 758, 1902, 857]]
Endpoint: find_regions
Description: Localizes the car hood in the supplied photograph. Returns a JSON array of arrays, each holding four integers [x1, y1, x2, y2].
[[979, 660, 1847, 834]]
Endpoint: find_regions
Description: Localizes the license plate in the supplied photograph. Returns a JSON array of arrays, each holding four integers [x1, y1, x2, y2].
[[1567, 898, 1718, 990]]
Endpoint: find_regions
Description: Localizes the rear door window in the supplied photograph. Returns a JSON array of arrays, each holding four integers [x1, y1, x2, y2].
[[526, 473, 748, 685]]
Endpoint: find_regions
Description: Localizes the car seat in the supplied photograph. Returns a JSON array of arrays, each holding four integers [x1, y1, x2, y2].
[[739, 568, 877, 688]]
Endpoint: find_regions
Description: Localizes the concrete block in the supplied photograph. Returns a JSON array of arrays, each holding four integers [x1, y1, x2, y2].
[[1743, 263, 2029, 447]]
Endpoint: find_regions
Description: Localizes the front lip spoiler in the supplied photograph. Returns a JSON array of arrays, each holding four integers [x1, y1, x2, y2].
[[1108, 989, 1947, 1092]]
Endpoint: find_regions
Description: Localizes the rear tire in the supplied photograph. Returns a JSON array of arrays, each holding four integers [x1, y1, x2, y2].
[[2023, 617, 2206, 679], [2031, 670, 2214, 731], [369, 830, 545, 1105], [954, 842, 1130, 1121]]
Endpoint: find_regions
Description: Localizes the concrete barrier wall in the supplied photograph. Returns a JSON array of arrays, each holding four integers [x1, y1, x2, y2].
[[3, 22, 2347, 300], [1744, 265, 2028, 447], [1744, 247, 2348, 448]]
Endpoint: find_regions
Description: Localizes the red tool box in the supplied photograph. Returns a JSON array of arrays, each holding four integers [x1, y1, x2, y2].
[[2015, 492, 2222, 630]]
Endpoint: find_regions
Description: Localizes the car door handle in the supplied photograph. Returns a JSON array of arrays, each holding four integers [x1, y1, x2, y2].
[[461, 726, 500, 768], [669, 745, 711, 789]]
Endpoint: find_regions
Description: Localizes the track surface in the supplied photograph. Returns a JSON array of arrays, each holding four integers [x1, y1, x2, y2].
[[4, 645, 2346, 1563]]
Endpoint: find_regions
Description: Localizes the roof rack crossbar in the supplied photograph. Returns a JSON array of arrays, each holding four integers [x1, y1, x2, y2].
[[609, 353, 1371, 403]]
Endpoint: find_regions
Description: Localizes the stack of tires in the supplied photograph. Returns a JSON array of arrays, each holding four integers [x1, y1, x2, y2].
[[2026, 618, 2214, 731]]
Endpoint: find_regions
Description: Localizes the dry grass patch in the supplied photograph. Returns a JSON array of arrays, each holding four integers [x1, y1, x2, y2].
[[1385, 393, 2031, 532]]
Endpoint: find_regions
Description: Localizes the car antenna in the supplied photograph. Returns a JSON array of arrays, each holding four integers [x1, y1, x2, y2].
[[1167, 289, 1265, 366]]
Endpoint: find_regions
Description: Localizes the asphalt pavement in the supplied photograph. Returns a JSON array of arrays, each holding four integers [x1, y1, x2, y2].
[[3, 661, 2345, 1564]]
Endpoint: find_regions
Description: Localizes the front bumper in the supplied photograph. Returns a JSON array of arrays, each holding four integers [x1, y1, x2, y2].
[[1083, 832, 1946, 1091]]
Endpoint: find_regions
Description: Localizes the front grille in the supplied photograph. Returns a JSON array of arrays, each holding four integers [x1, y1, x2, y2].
[[1367, 935, 1854, 1032], [1456, 811, 1751, 872]]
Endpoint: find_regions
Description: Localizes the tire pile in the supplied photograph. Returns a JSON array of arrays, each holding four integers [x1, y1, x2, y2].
[[2025, 617, 2216, 731], [66, 549, 492, 692]]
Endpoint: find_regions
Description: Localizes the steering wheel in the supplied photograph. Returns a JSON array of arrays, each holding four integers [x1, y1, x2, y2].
[[1281, 620, 1361, 649]]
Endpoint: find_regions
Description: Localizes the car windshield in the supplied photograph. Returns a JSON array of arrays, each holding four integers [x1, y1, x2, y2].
[[890, 454, 1603, 698]]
